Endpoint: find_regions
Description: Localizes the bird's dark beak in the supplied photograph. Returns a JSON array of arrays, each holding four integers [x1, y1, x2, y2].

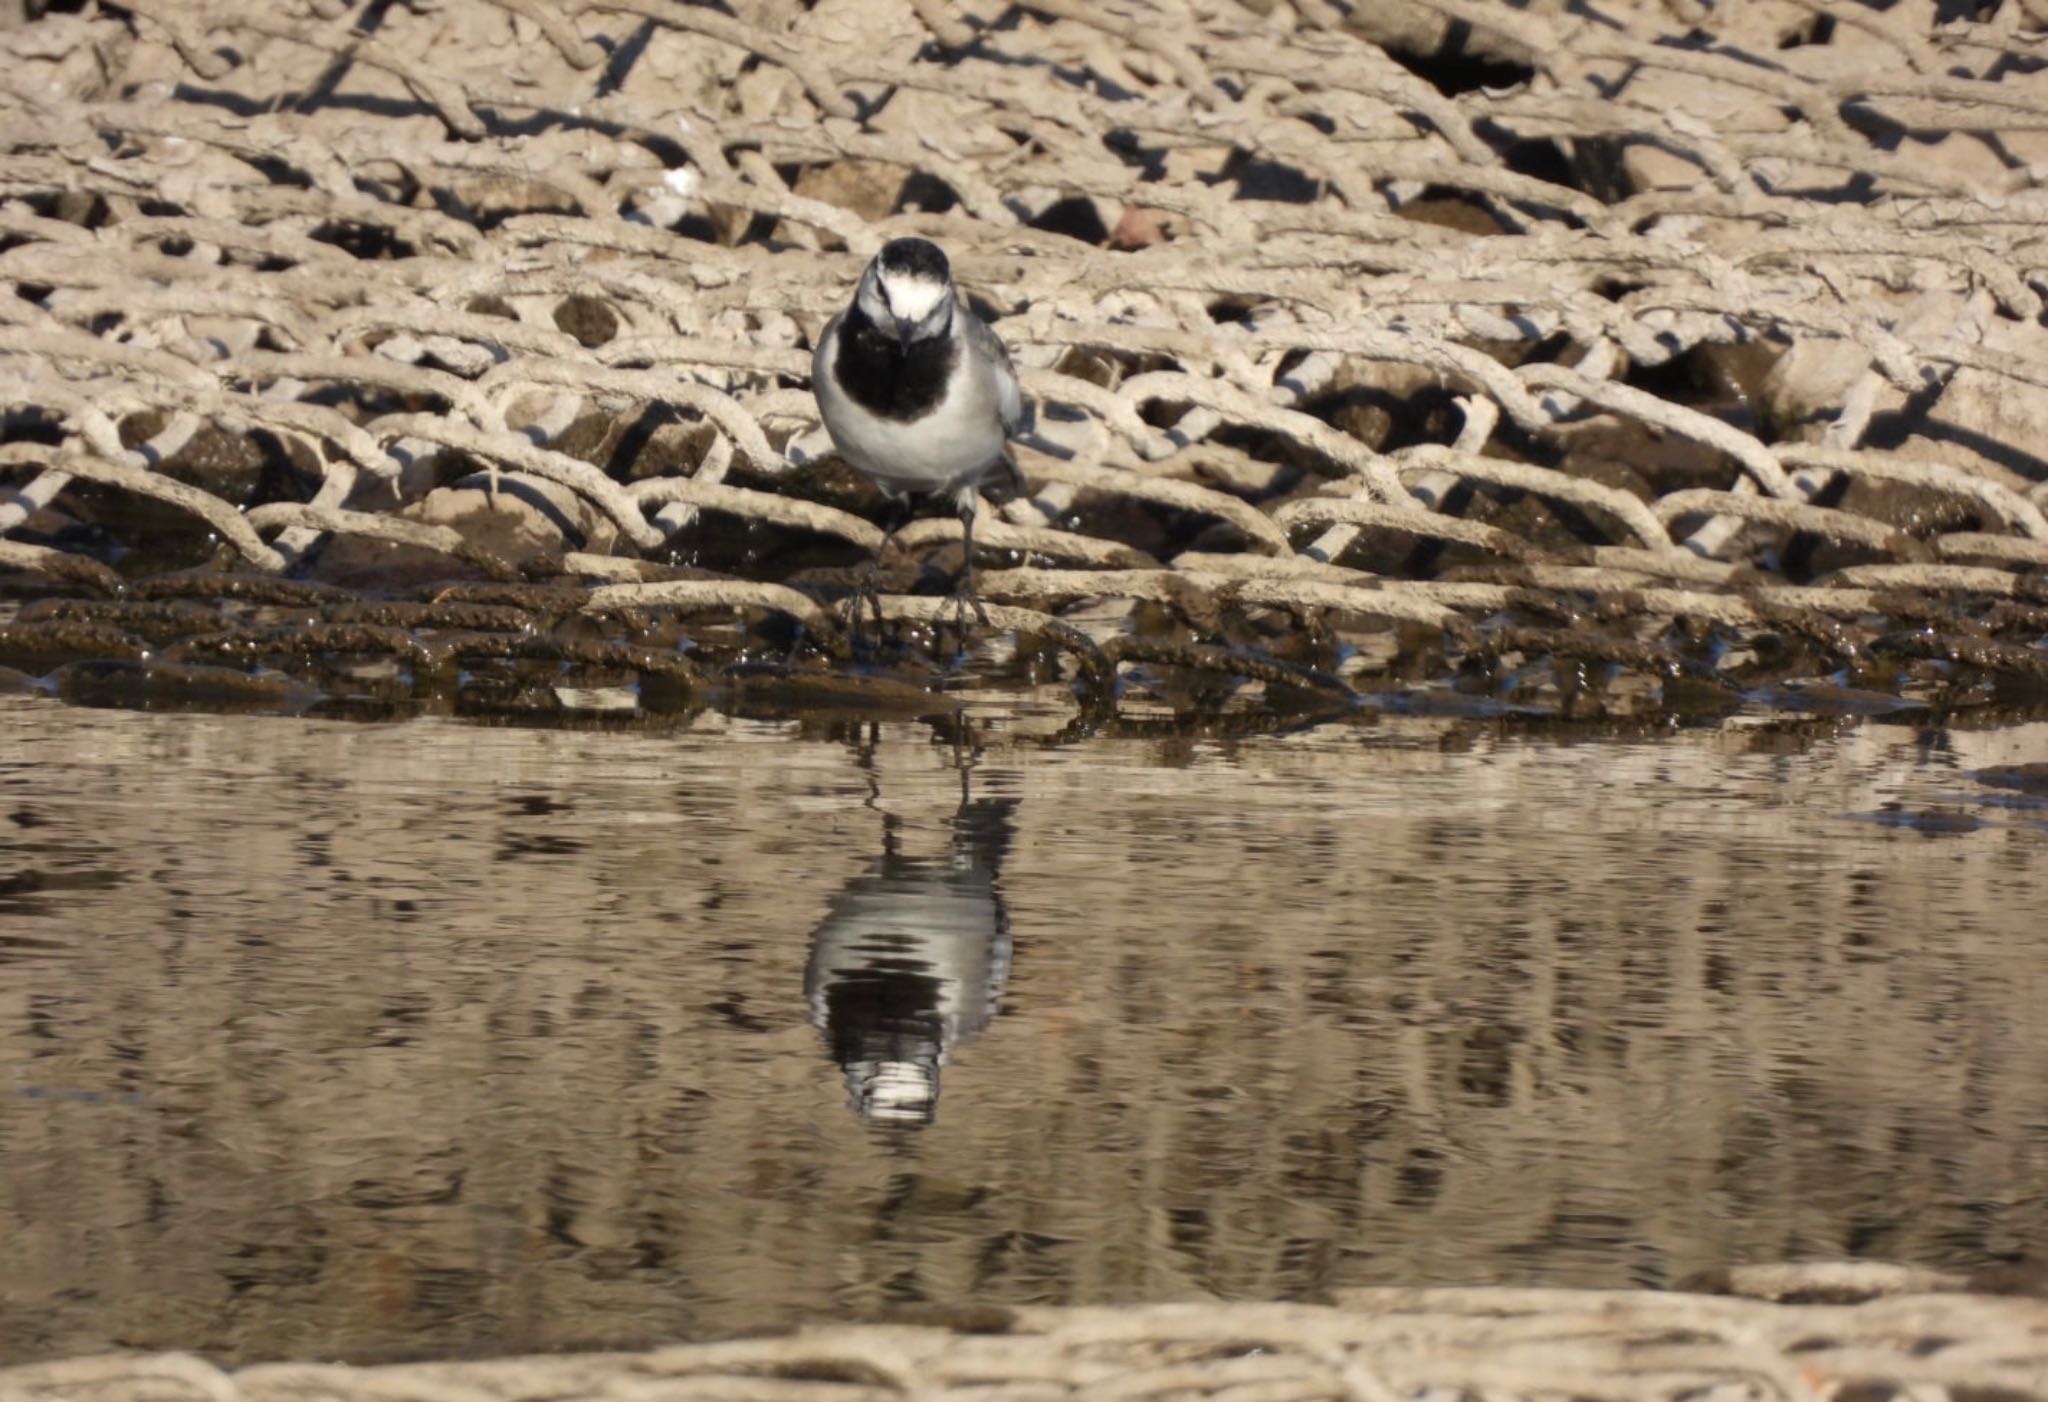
[[896, 323, 914, 351]]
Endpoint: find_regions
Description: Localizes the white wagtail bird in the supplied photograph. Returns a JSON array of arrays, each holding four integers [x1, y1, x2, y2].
[[811, 237, 1025, 645]]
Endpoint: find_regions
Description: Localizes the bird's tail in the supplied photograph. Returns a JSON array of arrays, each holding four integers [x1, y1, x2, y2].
[[978, 449, 1026, 507]]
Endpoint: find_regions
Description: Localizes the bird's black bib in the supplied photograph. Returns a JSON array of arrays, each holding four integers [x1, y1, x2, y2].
[[834, 305, 959, 423]]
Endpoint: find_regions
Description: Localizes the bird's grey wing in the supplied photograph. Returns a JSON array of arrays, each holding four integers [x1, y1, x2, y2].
[[813, 309, 844, 389], [966, 312, 1027, 438]]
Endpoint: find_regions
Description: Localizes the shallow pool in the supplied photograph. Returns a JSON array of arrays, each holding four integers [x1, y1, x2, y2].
[[2, 699, 2044, 1363]]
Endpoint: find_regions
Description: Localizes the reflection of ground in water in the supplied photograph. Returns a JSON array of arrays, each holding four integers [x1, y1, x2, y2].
[[1, 698, 2044, 1365]]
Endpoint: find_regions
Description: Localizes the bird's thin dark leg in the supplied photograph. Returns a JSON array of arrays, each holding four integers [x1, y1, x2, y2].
[[843, 559, 875, 655], [845, 496, 910, 655], [855, 541, 888, 643], [946, 493, 992, 659]]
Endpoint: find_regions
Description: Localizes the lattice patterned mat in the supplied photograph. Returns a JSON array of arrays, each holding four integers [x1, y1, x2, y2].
[[3, 0, 2047, 727], [5, 1270, 2048, 1402]]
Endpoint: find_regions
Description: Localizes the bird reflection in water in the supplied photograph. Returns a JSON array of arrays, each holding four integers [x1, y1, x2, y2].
[[804, 758, 1016, 1127]]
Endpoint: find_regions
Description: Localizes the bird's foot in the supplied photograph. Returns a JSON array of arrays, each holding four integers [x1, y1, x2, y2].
[[940, 582, 990, 663], [841, 563, 888, 659]]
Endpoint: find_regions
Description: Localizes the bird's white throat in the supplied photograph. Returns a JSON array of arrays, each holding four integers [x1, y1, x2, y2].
[[879, 270, 947, 323]]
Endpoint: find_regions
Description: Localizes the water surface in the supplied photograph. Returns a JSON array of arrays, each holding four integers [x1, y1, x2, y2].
[[2, 698, 2045, 1363]]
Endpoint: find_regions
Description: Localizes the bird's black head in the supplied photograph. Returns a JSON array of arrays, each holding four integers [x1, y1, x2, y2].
[[854, 237, 957, 351], [877, 237, 950, 283]]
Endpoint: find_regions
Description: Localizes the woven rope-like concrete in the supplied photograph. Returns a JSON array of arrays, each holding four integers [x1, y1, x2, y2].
[[2, 0, 2046, 706], [5, 1283, 2045, 1401]]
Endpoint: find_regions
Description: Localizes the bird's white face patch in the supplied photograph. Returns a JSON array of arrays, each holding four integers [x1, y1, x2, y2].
[[879, 269, 948, 323]]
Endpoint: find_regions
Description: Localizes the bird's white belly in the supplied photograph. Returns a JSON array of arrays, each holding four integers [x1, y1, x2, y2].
[[817, 365, 1006, 497]]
